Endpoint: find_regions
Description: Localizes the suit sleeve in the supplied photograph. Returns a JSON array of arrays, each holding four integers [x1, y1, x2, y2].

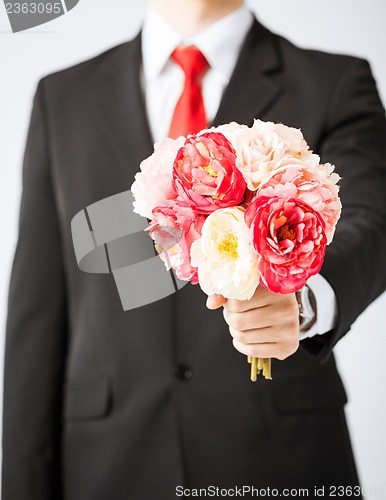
[[301, 58, 386, 362], [2, 79, 67, 500]]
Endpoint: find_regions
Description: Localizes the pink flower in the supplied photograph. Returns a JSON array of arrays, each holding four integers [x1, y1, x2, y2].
[[132, 136, 185, 219], [259, 163, 341, 243], [148, 200, 205, 284], [245, 191, 327, 293], [172, 132, 246, 214]]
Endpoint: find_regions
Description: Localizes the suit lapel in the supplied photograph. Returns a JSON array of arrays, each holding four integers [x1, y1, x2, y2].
[[212, 19, 283, 128], [90, 33, 154, 180]]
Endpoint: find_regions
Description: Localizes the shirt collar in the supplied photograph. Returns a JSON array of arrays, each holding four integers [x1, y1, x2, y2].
[[142, 5, 254, 83]]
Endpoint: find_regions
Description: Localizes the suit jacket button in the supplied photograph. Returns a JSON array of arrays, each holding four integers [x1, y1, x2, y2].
[[173, 364, 193, 381]]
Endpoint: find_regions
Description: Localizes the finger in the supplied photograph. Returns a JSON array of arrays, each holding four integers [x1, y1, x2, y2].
[[223, 308, 275, 332], [224, 299, 260, 313], [228, 326, 277, 345], [232, 338, 299, 360], [206, 294, 227, 310], [232, 338, 277, 358], [225, 289, 271, 313]]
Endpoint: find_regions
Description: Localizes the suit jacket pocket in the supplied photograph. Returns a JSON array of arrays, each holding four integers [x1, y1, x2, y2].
[[63, 378, 111, 421], [271, 371, 348, 414]]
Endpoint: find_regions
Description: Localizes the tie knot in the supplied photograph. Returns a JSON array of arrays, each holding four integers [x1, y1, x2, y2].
[[171, 46, 209, 80]]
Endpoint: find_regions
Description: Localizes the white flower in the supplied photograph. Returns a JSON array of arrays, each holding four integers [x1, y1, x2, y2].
[[272, 122, 311, 156], [191, 207, 260, 300], [221, 121, 287, 191], [131, 136, 185, 219], [268, 121, 320, 168]]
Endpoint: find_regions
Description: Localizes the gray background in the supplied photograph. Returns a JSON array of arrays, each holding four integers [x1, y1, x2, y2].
[[1, 0, 385, 491]]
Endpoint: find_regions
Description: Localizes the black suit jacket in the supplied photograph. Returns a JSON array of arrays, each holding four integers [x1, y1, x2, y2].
[[3, 19, 386, 500]]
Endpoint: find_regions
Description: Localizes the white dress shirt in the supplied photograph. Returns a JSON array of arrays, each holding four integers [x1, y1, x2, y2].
[[141, 5, 337, 339]]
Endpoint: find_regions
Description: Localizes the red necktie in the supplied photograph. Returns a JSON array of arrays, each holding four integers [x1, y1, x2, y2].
[[168, 46, 209, 139]]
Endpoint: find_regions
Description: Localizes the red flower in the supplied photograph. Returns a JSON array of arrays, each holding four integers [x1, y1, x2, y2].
[[245, 195, 327, 293], [172, 132, 246, 214]]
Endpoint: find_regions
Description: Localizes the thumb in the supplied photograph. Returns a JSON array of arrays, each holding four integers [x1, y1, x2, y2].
[[206, 294, 227, 310]]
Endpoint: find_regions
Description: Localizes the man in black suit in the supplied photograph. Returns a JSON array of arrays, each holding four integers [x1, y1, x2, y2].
[[2, 0, 386, 498]]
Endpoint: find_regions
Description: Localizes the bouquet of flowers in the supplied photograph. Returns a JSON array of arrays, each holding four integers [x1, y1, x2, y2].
[[131, 120, 341, 381]]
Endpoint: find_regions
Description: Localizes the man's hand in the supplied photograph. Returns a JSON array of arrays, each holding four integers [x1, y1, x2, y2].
[[206, 287, 300, 360]]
